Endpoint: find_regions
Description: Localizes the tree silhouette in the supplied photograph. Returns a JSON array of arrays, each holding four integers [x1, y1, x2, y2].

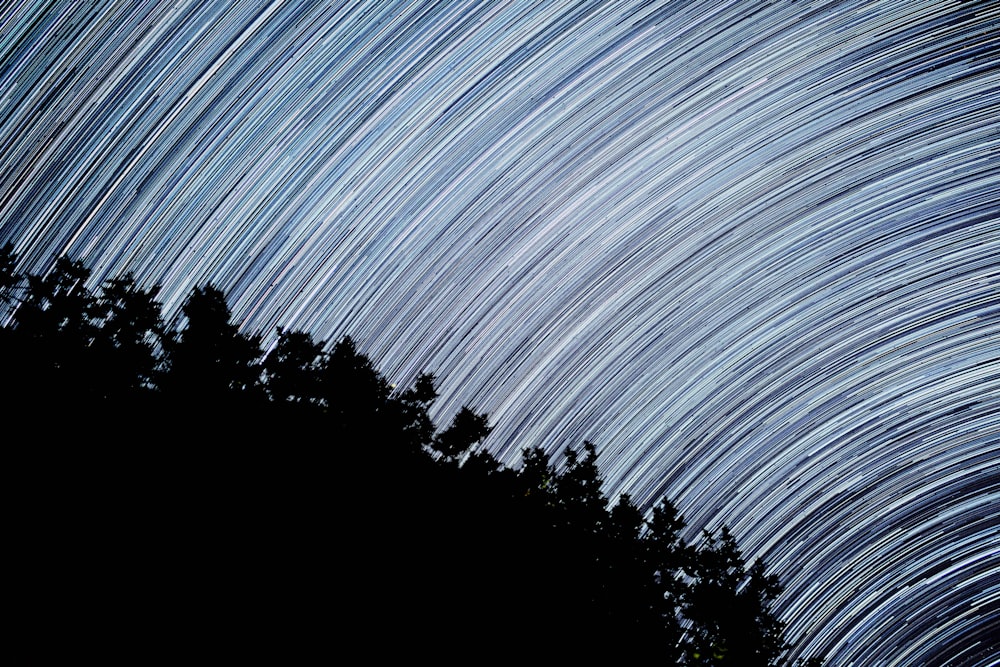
[[646, 496, 693, 659], [602, 493, 670, 643], [0, 253, 154, 409], [0, 252, 825, 665], [319, 335, 392, 436], [6, 256, 97, 398], [431, 404, 492, 460], [159, 284, 263, 407], [554, 441, 607, 532], [262, 327, 326, 405], [87, 274, 166, 402], [391, 371, 440, 453], [680, 527, 789, 666]]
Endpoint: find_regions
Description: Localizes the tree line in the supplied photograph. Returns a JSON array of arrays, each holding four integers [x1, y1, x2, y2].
[[1, 244, 823, 664]]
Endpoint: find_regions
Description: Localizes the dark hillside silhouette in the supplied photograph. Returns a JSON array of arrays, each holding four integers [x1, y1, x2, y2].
[[1, 245, 823, 665]]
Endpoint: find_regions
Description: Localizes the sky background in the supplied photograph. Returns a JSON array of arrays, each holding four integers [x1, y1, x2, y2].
[[2, 1, 998, 663]]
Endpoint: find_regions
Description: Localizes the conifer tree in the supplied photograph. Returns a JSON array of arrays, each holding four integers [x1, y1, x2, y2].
[[160, 284, 263, 405]]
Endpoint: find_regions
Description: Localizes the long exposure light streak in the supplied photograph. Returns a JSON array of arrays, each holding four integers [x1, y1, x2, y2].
[[1, 1, 998, 663]]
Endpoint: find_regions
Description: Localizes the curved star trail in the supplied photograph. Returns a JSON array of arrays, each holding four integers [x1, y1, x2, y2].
[[2, 1, 998, 663]]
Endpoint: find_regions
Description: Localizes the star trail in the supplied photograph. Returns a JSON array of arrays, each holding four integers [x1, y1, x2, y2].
[[1, 1, 998, 663]]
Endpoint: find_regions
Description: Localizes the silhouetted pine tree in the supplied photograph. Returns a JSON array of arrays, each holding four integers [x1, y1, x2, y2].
[[261, 327, 326, 405], [87, 274, 166, 403], [158, 284, 263, 413]]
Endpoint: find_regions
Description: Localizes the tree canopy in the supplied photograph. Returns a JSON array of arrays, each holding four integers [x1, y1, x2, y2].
[[1, 245, 823, 664]]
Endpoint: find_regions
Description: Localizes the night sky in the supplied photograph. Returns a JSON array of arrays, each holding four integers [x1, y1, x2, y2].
[[2, 1, 998, 663]]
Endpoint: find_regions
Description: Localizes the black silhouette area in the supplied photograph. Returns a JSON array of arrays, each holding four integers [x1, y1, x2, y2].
[[1, 244, 824, 665]]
